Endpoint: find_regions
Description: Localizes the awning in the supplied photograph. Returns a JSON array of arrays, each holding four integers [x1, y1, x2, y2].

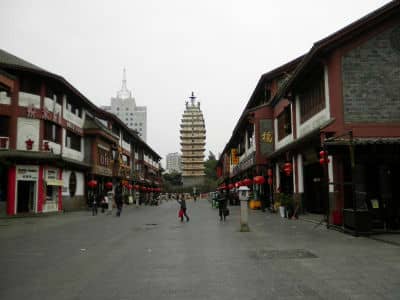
[[324, 137, 400, 146], [46, 179, 64, 186]]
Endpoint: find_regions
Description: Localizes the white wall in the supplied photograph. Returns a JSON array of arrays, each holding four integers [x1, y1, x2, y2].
[[17, 118, 40, 151], [62, 170, 84, 196]]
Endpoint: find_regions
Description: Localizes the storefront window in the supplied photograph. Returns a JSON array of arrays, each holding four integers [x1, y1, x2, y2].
[[46, 185, 54, 201]]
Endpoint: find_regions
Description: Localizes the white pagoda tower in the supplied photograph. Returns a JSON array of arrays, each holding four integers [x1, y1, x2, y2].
[[180, 92, 206, 186]]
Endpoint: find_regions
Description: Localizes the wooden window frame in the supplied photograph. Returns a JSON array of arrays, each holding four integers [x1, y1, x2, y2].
[[277, 106, 292, 141], [299, 76, 326, 124]]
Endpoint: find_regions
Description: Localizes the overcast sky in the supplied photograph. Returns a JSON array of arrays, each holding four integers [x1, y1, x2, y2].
[[0, 0, 391, 165]]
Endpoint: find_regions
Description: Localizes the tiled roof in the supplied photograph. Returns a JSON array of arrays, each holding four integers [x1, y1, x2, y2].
[[0, 49, 47, 72]]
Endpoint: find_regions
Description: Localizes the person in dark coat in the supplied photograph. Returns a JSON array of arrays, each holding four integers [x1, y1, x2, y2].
[[218, 191, 228, 222], [115, 184, 123, 217], [176, 194, 189, 222]]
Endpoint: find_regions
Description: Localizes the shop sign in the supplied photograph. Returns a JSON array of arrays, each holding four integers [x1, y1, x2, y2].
[[46, 169, 58, 180], [46, 179, 64, 186], [259, 119, 273, 155], [232, 152, 255, 176], [231, 148, 239, 165], [46, 168, 63, 185], [17, 166, 38, 180], [66, 121, 83, 135], [27, 105, 62, 125]]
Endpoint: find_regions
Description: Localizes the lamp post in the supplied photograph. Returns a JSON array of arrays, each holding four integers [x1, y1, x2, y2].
[[238, 186, 250, 232]]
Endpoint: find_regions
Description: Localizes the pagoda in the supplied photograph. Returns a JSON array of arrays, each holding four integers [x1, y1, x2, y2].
[[180, 92, 206, 187]]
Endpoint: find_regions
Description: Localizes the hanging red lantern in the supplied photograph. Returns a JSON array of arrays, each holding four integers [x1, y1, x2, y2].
[[134, 185, 140, 191], [87, 180, 98, 188], [319, 150, 330, 165], [267, 168, 273, 177], [242, 178, 253, 186], [253, 176, 266, 185], [267, 177, 273, 185], [127, 184, 133, 190], [105, 182, 113, 189], [283, 162, 292, 176], [228, 184, 234, 190]]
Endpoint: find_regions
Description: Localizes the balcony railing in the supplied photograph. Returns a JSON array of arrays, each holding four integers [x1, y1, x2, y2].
[[44, 97, 62, 115], [63, 109, 84, 128], [19, 92, 40, 108], [0, 136, 9, 149]]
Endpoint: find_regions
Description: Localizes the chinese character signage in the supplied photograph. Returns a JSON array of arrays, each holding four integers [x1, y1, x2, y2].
[[259, 119, 273, 155], [231, 148, 239, 165]]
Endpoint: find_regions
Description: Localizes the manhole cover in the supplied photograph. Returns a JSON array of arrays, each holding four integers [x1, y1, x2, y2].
[[252, 249, 318, 260]]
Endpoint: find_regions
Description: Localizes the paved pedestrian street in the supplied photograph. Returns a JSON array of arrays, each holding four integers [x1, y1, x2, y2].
[[0, 200, 399, 300]]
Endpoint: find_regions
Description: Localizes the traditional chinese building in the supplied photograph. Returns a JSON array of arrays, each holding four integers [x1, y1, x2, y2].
[[216, 56, 302, 206], [180, 92, 206, 187], [0, 49, 162, 216], [217, 0, 400, 233]]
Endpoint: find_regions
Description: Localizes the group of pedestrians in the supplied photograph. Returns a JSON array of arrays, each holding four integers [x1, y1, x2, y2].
[[175, 191, 229, 223], [91, 183, 124, 217]]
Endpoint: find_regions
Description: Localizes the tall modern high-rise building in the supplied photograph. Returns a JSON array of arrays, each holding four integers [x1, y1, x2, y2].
[[180, 92, 206, 187], [102, 69, 147, 141], [166, 152, 182, 173]]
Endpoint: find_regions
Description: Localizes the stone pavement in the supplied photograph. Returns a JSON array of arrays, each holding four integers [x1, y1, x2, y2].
[[0, 199, 399, 300]]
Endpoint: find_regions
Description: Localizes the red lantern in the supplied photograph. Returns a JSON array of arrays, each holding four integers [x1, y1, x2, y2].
[[105, 182, 113, 189], [242, 178, 253, 186], [283, 162, 292, 176], [267, 177, 273, 185], [134, 185, 140, 191], [253, 176, 265, 185], [267, 168, 273, 177], [319, 150, 330, 165], [228, 184, 234, 190], [87, 180, 97, 188], [127, 184, 133, 190]]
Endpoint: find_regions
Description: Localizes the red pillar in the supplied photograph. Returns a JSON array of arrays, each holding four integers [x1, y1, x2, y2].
[[37, 166, 44, 213], [7, 166, 16, 215], [58, 169, 63, 211]]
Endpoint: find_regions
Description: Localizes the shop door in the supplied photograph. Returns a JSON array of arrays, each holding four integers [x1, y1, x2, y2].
[[0, 164, 8, 216], [303, 163, 327, 214], [380, 165, 400, 230], [17, 181, 36, 213]]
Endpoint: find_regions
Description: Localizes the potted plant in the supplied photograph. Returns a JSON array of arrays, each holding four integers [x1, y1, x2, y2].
[[277, 193, 293, 218]]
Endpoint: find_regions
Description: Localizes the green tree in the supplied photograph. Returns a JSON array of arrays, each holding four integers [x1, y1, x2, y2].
[[163, 171, 182, 186]]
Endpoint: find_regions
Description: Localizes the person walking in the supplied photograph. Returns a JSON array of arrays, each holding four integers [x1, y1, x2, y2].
[[115, 184, 123, 217], [90, 191, 98, 216], [101, 192, 108, 213], [218, 191, 228, 222], [176, 194, 189, 222]]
